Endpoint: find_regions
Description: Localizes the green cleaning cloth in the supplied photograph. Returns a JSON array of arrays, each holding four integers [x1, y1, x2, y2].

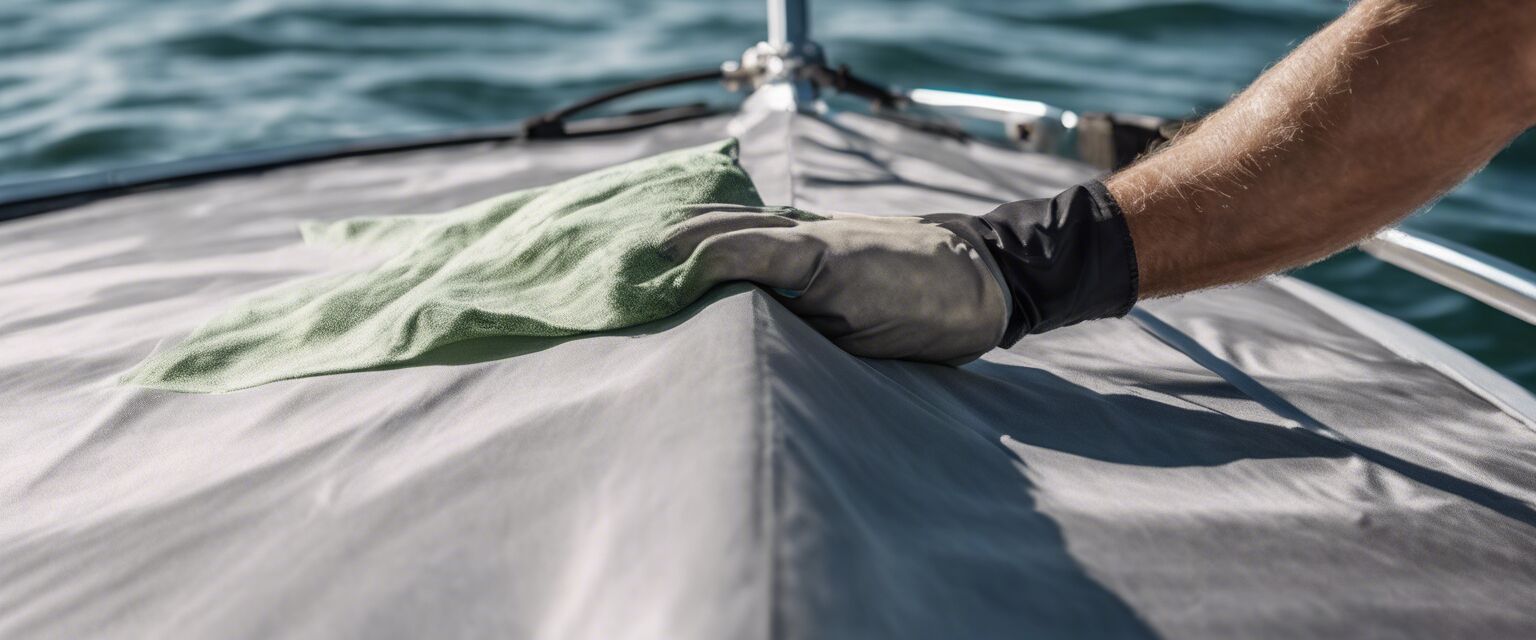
[[125, 138, 814, 393]]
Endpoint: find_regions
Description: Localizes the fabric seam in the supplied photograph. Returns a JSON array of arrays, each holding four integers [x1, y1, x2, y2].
[[1271, 279, 1536, 437], [1127, 306, 1536, 518], [751, 292, 783, 640], [768, 110, 794, 640]]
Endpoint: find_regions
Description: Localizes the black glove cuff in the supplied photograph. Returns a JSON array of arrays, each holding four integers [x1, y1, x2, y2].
[[921, 180, 1140, 348]]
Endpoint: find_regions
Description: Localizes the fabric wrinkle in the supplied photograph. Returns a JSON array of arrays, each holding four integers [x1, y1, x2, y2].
[[122, 139, 775, 392]]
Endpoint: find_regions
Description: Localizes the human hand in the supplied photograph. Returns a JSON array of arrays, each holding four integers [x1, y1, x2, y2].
[[662, 205, 1009, 364]]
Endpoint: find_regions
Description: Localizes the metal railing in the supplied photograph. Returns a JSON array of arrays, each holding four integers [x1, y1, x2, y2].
[[733, 0, 822, 111], [905, 88, 1079, 154], [1361, 229, 1536, 325]]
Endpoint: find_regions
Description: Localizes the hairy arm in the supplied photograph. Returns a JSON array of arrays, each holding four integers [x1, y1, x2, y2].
[[1110, 0, 1536, 297]]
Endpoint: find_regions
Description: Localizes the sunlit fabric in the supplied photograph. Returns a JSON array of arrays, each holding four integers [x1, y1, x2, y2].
[[123, 139, 811, 392], [3, 107, 1535, 638]]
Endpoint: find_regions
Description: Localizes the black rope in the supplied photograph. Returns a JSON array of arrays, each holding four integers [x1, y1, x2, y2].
[[522, 68, 733, 138], [520, 63, 908, 139], [806, 64, 906, 110], [1, 105, 725, 221], [4, 62, 917, 220]]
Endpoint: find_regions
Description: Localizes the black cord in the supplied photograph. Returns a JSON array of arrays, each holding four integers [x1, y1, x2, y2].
[[1, 105, 727, 221], [521, 63, 909, 139], [522, 68, 733, 138], [806, 64, 907, 110], [4, 63, 919, 219]]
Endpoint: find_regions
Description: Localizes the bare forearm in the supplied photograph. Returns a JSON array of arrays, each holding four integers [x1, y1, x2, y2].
[[1108, 0, 1536, 297]]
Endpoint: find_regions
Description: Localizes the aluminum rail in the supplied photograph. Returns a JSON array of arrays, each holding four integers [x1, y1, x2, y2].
[[907, 88, 1080, 129], [767, 0, 810, 50], [905, 88, 1079, 154], [1361, 229, 1536, 326]]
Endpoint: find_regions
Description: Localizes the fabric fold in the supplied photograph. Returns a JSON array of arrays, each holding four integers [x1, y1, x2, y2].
[[124, 138, 784, 392]]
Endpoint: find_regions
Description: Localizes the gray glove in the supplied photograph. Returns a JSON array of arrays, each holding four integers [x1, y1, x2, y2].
[[662, 204, 1011, 364], [663, 182, 1141, 365]]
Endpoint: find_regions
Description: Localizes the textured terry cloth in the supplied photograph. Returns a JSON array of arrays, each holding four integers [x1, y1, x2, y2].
[[124, 138, 815, 392]]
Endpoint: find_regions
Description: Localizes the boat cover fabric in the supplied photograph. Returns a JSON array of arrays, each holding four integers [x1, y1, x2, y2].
[[123, 139, 809, 392], [3, 102, 1536, 639]]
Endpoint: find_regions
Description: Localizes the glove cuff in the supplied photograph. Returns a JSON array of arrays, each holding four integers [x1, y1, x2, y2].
[[921, 180, 1140, 348]]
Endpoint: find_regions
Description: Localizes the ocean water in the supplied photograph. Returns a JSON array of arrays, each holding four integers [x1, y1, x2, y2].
[[2, 0, 1532, 388]]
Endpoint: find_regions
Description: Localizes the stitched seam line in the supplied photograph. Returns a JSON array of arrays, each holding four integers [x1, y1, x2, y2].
[[1272, 279, 1536, 437], [751, 293, 782, 640]]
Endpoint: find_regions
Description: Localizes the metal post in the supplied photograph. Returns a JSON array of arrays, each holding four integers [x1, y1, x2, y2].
[[768, 0, 809, 49], [733, 0, 821, 111]]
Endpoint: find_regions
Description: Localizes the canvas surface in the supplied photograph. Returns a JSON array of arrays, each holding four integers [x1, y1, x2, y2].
[[3, 104, 1535, 639], [123, 139, 819, 392]]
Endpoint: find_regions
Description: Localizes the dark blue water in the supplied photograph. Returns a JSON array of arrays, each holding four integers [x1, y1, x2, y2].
[[3, 0, 1532, 388]]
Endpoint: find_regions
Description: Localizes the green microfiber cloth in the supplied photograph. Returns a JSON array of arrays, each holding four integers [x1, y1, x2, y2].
[[124, 138, 814, 393]]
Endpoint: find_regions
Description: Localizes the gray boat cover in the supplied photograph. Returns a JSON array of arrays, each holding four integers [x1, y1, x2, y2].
[[3, 102, 1536, 639]]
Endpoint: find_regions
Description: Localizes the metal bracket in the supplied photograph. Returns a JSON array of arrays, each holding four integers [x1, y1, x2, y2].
[[727, 0, 825, 112]]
